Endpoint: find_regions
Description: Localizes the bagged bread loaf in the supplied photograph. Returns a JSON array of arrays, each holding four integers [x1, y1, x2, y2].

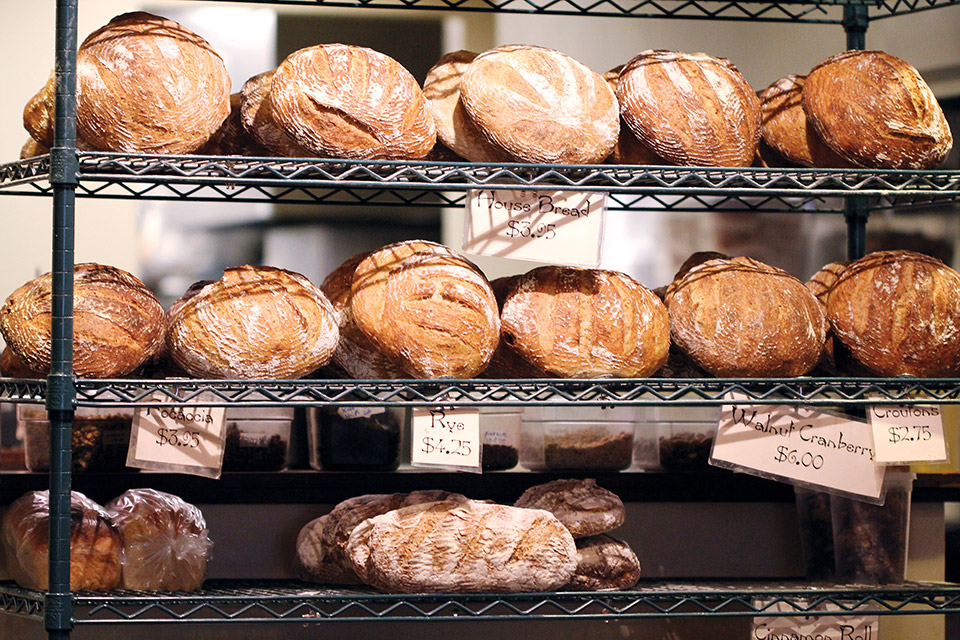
[[499, 266, 670, 378], [514, 478, 625, 538], [0, 263, 165, 378], [346, 498, 577, 593], [165, 265, 338, 379], [105, 488, 212, 591], [1, 490, 122, 591], [567, 533, 641, 591]]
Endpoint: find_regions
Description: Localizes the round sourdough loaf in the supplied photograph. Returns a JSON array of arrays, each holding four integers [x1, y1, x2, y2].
[[197, 92, 271, 156], [459, 44, 619, 164], [480, 275, 551, 378], [603, 66, 663, 165], [824, 250, 960, 377], [71, 11, 231, 154], [269, 44, 436, 160], [349, 240, 500, 378], [165, 265, 338, 379], [514, 478, 625, 538], [568, 534, 641, 591], [665, 256, 827, 377], [759, 75, 852, 168], [499, 266, 670, 378], [617, 50, 761, 167], [422, 50, 513, 163], [0, 263, 164, 378], [803, 50, 952, 169], [239, 70, 313, 157]]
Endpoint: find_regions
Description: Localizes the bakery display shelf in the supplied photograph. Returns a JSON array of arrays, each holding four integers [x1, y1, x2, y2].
[[2, 153, 960, 213], [2, 579, 959, 624], [0, 379, 45, 405]]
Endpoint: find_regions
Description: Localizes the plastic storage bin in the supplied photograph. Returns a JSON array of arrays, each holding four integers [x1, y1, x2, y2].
[[794, 486, 835, 580], [650, 405, 720, 470], [222, 407, 294, 472], [21, 405, 134, 472], [479, 407, 521, 471], [307, 406, 403, 471], [520, 406, 636, 471]]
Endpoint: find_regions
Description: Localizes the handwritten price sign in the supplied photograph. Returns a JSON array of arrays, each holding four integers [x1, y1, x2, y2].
[[411, 407, 481, 471], [869, 404, 947, 464], [127, 401, 226, 478]]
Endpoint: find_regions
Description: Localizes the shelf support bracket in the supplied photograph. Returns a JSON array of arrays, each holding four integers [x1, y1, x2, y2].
[[842, 3, 869, 50], [844, 196, 869, 260]]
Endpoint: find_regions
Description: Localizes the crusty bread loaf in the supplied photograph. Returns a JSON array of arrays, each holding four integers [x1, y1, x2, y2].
[[480, 275, 552, 378], [20, 137, 50, 160], [294, 514, 362, 585], [459, 44, 619, 164], [514, 478, 625, 538], [805, 260, 849, 307], [1, 490, 122, 591], [617, 50, 761, 167], [105, 488, 211, 591], [165, 265, 338, 379], [350, 240, 500, 378], [22, 72, 56, 148], [567, 533, 641, 591], [269, 44, 436, 160], [346, 499, 577, 593], [603, 66, 663, 165], [803, 50, 952, 169], [665, 256, 827, 377], [499, 266, 670, 378], [824, 250, 960, 376], [238, 71, 312, 157], [0, 345, 43, 378], [759, 75, 851, 168], [196, 92, 271, 157], [422, 50, 512, 163], [0, 263, 164, 378]]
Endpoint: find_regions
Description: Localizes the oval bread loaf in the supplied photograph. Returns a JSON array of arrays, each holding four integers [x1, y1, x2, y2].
[[603, 66, 663, 165], [270, 44, 436, 160], [617, 50, 761, 167], [239, 70, 313, 157], [568, 533, 641, 591], [803, 50, 952, 169], [460, 44, 619, 164], [514, 478, 625, 538], [346, 499, 578, 593]]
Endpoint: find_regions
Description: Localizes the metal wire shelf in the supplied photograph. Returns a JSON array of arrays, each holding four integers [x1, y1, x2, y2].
[[2, 580, 959, 624], [4, 377, 960, 407], [2, 154, 960, 213]]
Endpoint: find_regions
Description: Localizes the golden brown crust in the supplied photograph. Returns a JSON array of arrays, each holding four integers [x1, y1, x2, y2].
[[803, 50, 952, 169], [20, 137, 50, 160], [423, 50, 513, 163], [480, 275, 551, 379], [665, 256, 827, 377], [238, 71, 312, 157], [196, 92, 271, 157], [759, 74, 852, 168], [604, 66, 663, 165], [499, 266, 670, 378], [617, 50, 761, 167], [165, 265, 338, 379], [75, 11, 231, 154], [460, 45, 619, 164], [350, 240, 500, 378], [270, 44, 436, 160], [0, 263, 165, 378], [825, 250, 960, 376], [23, 72, 56, 148]]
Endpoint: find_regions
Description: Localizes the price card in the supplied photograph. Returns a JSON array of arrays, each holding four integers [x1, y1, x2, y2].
[[127, 399, 227, 479], [462, 189, 606, 267], [410, 407, 481, 472], [869, 404, 947, 464], [710, 397, 885, 502], [753, 598, 878, 640]]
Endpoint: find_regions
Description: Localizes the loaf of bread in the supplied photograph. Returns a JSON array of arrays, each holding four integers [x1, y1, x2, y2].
[[165, 265, 338, 379], [759, 75, 851, 168], [567, 533, 641, 591], [196, 92, 271, 157], [803, 50, 952, 169], [1, 490, 122, 591], [0, 263, 164, 378], [346, 499, 577, 593], [20, 137, 50, 160], [499, 266, 670, 378], [238, 70, 312, 157], [350, 240, 500, 378], [480, 275, 552, 378], [105, 488, 211, 591], [824, 250, 960, 376], [514, 478, 625, 538], [603, 66, 663, 165], [294, 514, 362, 585], [459, 44, 619, 164], [617, 50, 761, 167], [0, 345, 43, 378], [665, 256, 827, 377], [34, 12, 231, 155], [422, 50, 512, 163], [269, 44, 436, 160]]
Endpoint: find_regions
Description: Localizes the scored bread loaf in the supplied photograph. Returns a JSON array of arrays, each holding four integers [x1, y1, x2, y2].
[[239, 70, 313, 157], [665, 256, 827, 377], [165, 265, 338, 379], [0, 263, 164, 378], [269, 44, 436, 160], [349, 240, 500, 378], [459, 44, 619, 164], [105, 488, 212, 591], [197, 92, 271, 157], [603, 66, 663, 165], [1, 490, 122, 591], [422, 50, 513, 163], [499, 266, 670, 378], [294, 514, 362, 585], [803, 50, 952, 169], [824, 250, 960, 377], [567, 533, 641, 591], [617, 50, 761, 167], [346, 499, 577, 593], [480, 275, 552, 378], [514, 478, 625, 538]]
